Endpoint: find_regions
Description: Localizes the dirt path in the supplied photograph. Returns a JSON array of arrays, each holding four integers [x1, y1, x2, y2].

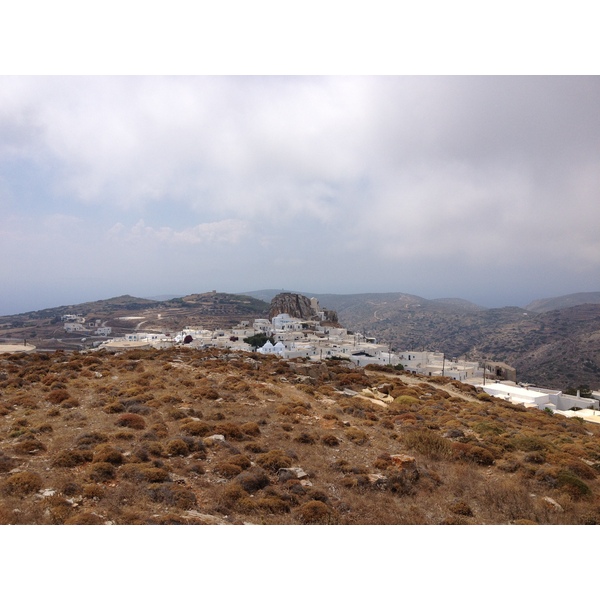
[[367, 370, 483, 404]]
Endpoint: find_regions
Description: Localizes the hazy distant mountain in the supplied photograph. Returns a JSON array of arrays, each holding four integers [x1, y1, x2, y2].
[[525, 292, 600, 313]]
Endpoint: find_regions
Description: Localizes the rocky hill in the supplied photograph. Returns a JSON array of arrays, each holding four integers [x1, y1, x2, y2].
[[525, 292, 600, 313], [2, 346, 600, 525], [268, 292, 339, 324], [0, 292, 270, 353]]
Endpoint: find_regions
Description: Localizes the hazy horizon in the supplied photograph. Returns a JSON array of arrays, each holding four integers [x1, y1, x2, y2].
[[3, 286, 600, 317], [2, 77, 600, 317]]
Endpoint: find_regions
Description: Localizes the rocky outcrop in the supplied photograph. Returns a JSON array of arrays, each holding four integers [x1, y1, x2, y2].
[[268, 292, 339, 324], [269, 293, 314, 320]]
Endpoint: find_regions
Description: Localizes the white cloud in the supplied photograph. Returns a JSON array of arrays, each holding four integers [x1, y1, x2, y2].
[[1, 76, 600, 313], [114, 218, 250, 245]]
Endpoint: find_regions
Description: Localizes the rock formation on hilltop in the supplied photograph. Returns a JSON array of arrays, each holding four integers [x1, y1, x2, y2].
[[269, 292, 338, 324]]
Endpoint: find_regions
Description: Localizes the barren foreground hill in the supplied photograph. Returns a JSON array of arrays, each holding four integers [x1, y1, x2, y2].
[[2, 347, 600, 525]]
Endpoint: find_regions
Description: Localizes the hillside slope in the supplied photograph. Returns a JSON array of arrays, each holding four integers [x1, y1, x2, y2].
[[2, 347, 600, 525]]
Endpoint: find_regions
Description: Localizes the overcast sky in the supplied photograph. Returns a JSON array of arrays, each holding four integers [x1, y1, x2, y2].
[[1, 75, 599, 315]]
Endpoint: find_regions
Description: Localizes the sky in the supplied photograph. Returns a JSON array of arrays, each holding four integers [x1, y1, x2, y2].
[[1, 2, 599, 316], [1, 75, 599, 315]]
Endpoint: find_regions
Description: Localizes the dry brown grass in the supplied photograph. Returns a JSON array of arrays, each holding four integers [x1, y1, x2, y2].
[[1, 347, 600, 524]]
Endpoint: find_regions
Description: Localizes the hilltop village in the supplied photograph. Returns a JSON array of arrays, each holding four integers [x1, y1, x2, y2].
[[81, 293, 600, 424]]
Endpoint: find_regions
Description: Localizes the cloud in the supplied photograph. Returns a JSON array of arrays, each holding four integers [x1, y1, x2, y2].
[[1, 76, 600, 314], [121, 218, 250, 245]]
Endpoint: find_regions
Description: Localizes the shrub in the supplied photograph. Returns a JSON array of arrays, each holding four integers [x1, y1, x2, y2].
[[295, 432, 317, 444], [53, 449, 93, 468], [61, 397, 80, 409], [404, 429, 452, 460], [562, 460, 597, 480], [180, 421, 212, 437], [256, 450, 293, 472], [244, 442, 268, 454], [513, 435, 547, 452], [240, 422, 261, 437], [212, 422, 245, 441], [47, 389, 71, 405], [115, 413, 146, 430], [452, 442, 495, 466], [449, 501, 473, 517], [557, 470, 592, 500], [294, 500, 334, 524], [214, 462, 244, 478], [14, 438, 46, 454], [64, 512, 105, 525], [321, 434, 340, 447], [2, 471, 42, 496], [147, 484, 197, 509], [82, 483, 106, 499], [235, 468, 270, 493], [345, 427, 368, 446], [93, 444, 123, 465], [87, 462, 116, 482], [75, 432, 109, 449], [165, 438, 190, 456]]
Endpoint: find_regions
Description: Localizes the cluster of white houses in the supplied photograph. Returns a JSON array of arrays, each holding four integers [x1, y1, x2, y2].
[[95, 308, 600, 422]]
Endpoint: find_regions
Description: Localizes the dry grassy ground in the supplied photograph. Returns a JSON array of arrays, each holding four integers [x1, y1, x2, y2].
[[2, 347, 600, 525]]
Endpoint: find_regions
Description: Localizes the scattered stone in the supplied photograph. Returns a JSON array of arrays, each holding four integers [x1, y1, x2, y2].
[[390, 454, 417, 471], [543, 496, 564, 512], [278, 467, 308, 482]]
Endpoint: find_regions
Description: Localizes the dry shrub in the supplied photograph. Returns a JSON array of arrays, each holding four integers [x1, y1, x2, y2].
[[214, 462, 244, 478], [147, 484, 197, 509], [322, 434, 340, 447], [83, 483, 105, 499], [481, 479, 535, 521], [75, 432, 109, 449], [452, 442, 495, 466], [523, 451, 546, 464], [47, 389, 71, 405], [53, 449, 93, 468], [393, 395, 420, 408], [14, 438, 46, 454], [115, 413, 146, 430], [87, 462, 116, 482], [244, 442, 268, 454], [104, 402, 125, 414], [295, 432, 317, 444], [449, 501, 473, 517], [256, 450, 293, 472], [93, 444, 123, 465], [235, 467, 270, 493], [0, 453, 17, 473], [2, 471, 42, 496], [556, 470, 592, 500], [385, 470, 419, 496], [254, 495, 291, 514], [64, 512, 105, 525], [240, 422, 261, 437], [212, 422, 245, 440], [561, 460, 597, 480], [165, 438, 190, 456], [345, 427, 368, 445], [404, 429, 452, 460], [180, 421, 212, 437], [295, 500, 335, 524], [216, 483, 250, 511], [512, 435, 548, 452]]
